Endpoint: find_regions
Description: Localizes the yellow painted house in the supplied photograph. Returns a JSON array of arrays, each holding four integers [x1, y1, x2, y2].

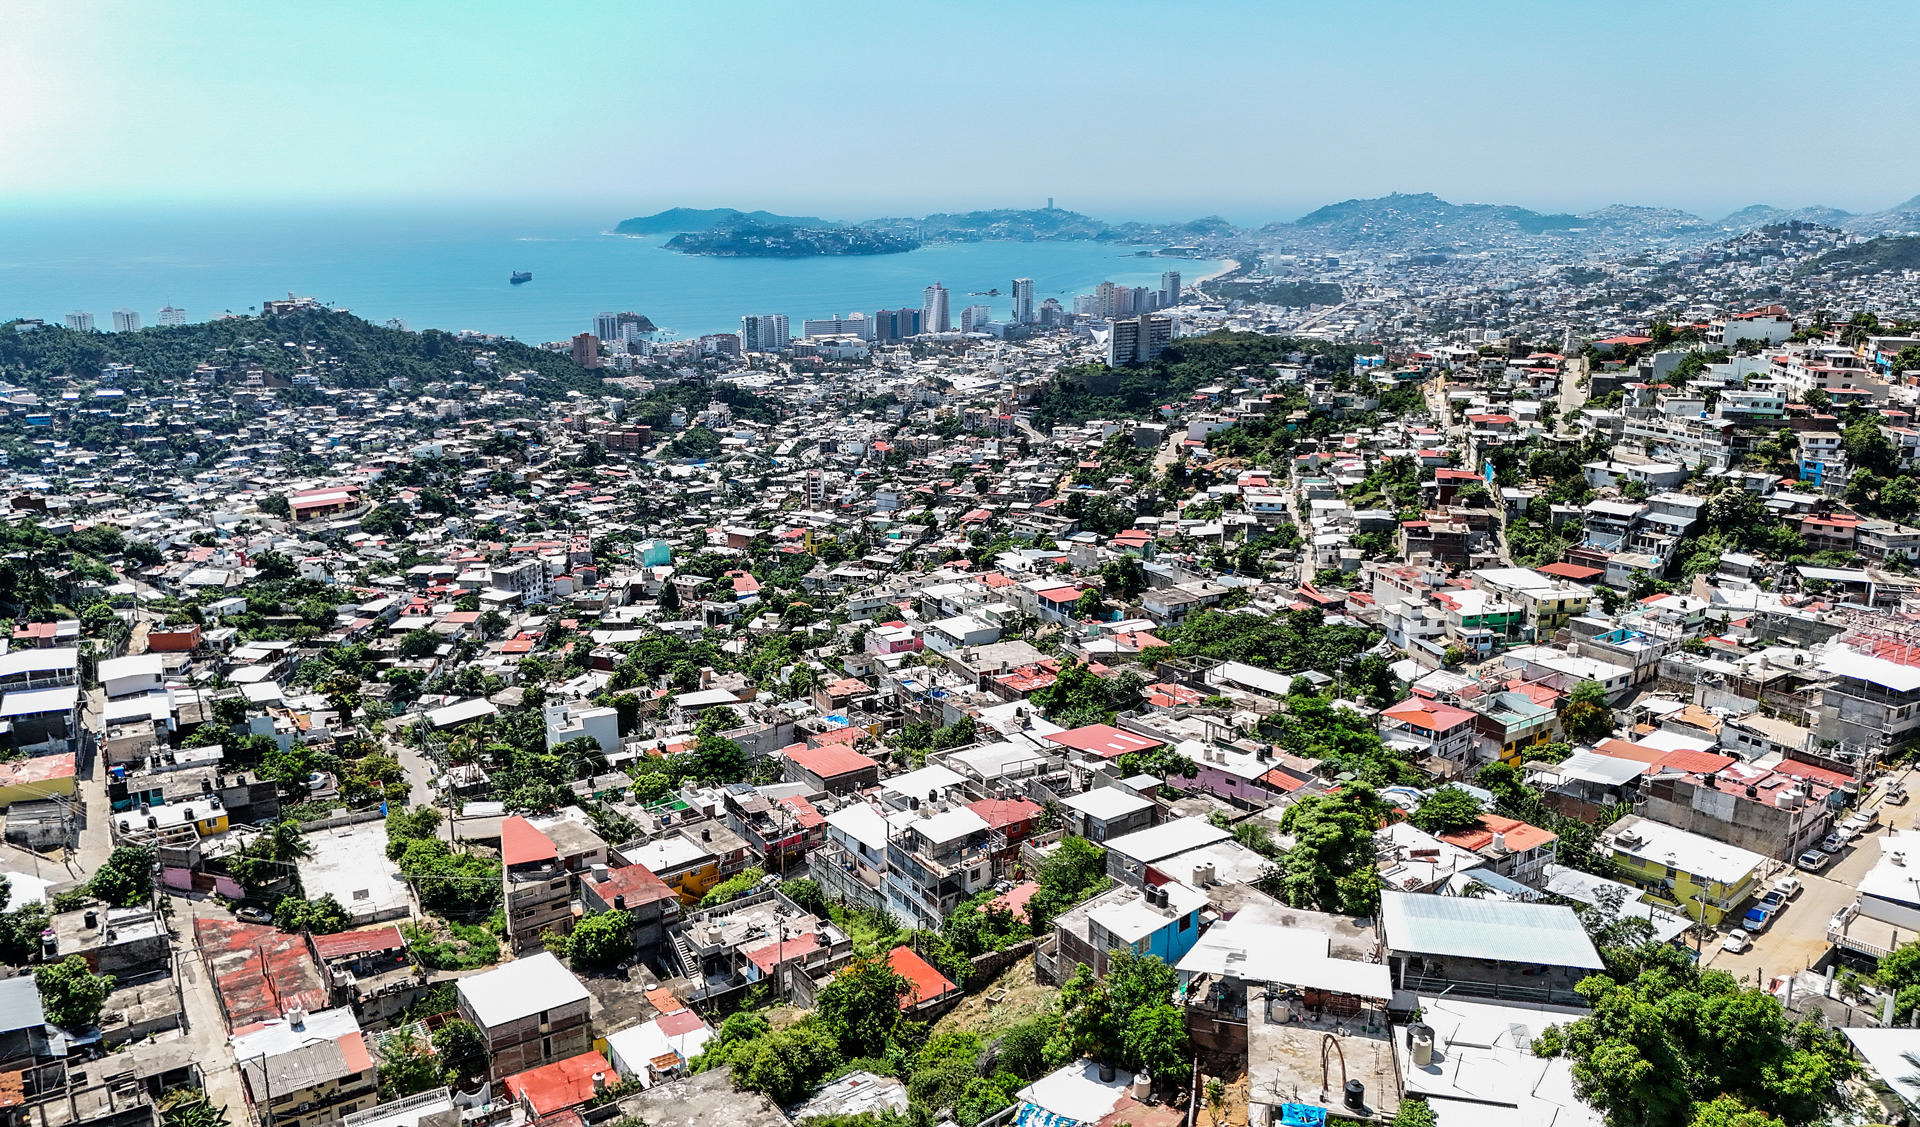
[[0, 753, 77, 809], [1603, 814, 1766, 925]]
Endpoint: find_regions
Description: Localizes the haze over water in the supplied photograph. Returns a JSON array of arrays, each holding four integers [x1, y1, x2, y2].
[[0, 207, 1222, 343]]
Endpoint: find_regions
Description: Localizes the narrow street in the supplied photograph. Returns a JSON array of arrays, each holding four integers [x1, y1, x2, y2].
[[168, 897, 253, 1119]]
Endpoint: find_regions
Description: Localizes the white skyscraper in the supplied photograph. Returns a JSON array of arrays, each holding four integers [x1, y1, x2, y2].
[[593, 312, 620, 341], [740, 314, 790, 353], [922, 283, 950, 333], [157, 306, 187, 326], [1160, 270, 1182, 309], [1011, 278, 1035, 324], [65, 312, 94, 331], [112, 309, 140, 332], [960, 304, 993, 333]]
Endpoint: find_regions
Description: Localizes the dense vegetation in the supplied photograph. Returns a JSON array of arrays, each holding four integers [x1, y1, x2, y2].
[[0, 309, 606, 396], [1029, 331, 1364, 428]]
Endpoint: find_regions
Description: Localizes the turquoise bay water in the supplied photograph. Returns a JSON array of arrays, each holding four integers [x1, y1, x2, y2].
[[0, 207, 1221, 343]]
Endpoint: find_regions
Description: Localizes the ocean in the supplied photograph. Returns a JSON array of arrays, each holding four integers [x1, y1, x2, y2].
[[0, 206, 1222, 343]]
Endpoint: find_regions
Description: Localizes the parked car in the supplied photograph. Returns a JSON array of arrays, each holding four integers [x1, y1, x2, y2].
[[1743, 905, 1776, 933], [1843, 811, 1878, 836], [1888, 786, 1909, 806], [1798, 849, 1830, 871], [1820, 831, 1851, 854], [235, 905, 272, 924], [1722, 929, 1753, 954], [1773, 875, 1804, 900], [1758, 889, 1789, 914]]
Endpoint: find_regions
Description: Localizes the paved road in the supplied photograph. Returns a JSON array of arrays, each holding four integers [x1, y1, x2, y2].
[[170, 897, 254, 1119], [1704, 766, 1919, 985]]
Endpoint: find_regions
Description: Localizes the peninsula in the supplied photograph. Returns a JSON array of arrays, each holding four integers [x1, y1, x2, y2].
[[663, 219, 920, 258]]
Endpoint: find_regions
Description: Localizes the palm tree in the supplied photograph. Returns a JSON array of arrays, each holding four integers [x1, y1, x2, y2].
[[160, 1089, 230, 1127], [263, 820, 311, 863]]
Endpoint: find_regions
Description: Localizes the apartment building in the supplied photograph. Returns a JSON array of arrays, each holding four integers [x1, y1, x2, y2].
[[455, 952, 594, 1081]]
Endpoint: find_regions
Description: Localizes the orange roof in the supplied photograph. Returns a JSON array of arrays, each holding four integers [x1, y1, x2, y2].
[[645, 987, 687, 1015], [505, 1052, 615, 1117], [1381, 698, 1476, 730], [887, 946, 957, 1008], [501, 815, 559, 866], [1439, 813, 1557, 855], [787, 743, 879, 779]]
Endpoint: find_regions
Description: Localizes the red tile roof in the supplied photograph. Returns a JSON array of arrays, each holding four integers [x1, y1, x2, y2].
[[991, 881, 1039, 921]]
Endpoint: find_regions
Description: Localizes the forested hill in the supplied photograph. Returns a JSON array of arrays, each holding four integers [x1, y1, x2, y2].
[[1028, 331, 1364, 428], [0, 310, 610, 399]]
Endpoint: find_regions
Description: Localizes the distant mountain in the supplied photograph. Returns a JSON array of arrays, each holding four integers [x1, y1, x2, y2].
[[1793, 234, 1920, 279], [1718, 203, 1855, 230], [1845, 193, 1920, 236], [615, 208, 838, 236], [859, 208, 1120, 242], [1271, 191, 1723, 248]]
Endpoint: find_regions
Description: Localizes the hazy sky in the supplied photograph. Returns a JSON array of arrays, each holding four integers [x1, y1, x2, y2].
[[5, 0, 1916, 223]]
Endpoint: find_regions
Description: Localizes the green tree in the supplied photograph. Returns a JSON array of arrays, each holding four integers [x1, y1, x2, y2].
[[568, 909, 634, 968], [727, 1020, 843, 1104], [1265, 789, 1382, 914], [781, 877, 829, 918], [1027, 836, 1110, 932], [1408, 785, 1483, 835], [814, 954, 911, 1058], [1056, 949, 1187, 1079], [1537, 962, 1852, 1127], [397, 629, 441, 659], [87, 845, 154, 907], [35, 955, 116, 1029], [273, 894, 350, 934], [377, 1028, 443, 1099], [159, 1088, 231, 1127], [432, 1019, 489, 1086], [1559, 680, 1613, 742]]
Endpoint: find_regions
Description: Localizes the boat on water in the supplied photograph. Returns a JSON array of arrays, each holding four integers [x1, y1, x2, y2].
[[509, 270, 532, 284]]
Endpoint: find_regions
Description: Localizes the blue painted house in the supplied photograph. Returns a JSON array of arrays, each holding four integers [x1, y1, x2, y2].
[[1039, 878, 1209, 984]]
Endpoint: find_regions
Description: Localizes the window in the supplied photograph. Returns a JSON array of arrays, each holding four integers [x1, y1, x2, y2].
[[1179, 912, 1193, 932]]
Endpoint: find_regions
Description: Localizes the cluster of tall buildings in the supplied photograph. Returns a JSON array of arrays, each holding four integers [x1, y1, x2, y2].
[[727, 267, 1186, 355], [592, 311, 653, 343], [1074, 271, 1182, 319], [58, 305, 186, 332], [739, 313, 790, 354]]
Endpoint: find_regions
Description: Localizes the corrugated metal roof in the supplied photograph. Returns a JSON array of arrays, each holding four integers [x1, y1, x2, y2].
[[1380, 890, 1603, 970]]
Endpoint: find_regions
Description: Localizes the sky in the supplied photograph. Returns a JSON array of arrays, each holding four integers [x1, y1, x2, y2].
[[4, 0, 1918, 224]]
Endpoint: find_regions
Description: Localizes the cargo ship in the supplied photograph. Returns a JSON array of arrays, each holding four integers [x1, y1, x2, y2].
[[510, 270, 532, 284]]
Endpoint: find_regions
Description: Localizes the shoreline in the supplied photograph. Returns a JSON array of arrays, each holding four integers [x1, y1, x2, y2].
[[1194, 258, 1241, 285]]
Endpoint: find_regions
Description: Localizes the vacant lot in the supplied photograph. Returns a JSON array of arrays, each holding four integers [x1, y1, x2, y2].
[[932, 956, 1057, 1043]]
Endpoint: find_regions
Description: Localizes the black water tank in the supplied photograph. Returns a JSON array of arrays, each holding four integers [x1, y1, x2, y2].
[[84, 909, 99, 929], [1098, 1063, 1117, 1083], [1343, 1080, 1365, 1111]]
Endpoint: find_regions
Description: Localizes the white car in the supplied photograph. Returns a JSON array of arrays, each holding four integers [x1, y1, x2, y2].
[[1773, 876, 1803, 900], [1721, 929, 1753, 954]]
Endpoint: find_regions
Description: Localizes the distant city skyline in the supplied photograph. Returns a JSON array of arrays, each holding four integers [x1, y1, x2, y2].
[[4, 0, 1918, 221]]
